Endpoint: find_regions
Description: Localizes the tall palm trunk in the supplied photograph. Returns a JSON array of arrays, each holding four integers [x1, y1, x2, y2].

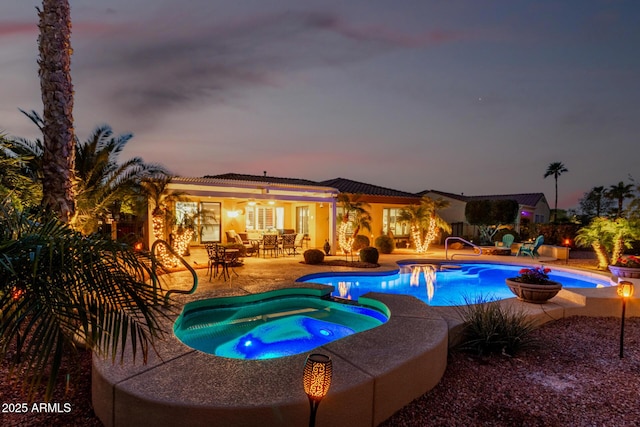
[[553, 177, 558, 222], [592, 241, 610, 270], [38, 0, 75, 222]]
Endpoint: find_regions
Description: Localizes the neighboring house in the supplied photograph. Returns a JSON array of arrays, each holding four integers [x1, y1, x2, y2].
[[418, 190, 551, 239], [320, 177, 421, 247], [152, 173, 339, 250]]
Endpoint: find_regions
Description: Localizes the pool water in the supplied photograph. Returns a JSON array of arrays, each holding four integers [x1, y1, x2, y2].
[[174, 292, 388, 360], [297, 262, 610, 306]]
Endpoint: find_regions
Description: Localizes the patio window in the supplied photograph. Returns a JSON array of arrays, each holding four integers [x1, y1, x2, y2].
[[200, 202, 221, 242], [175, 202, 198, 243], [296, 206, 309, 235], [246, 206, 283, 230], [383, 208, 409, 236], [175, 201, 221, 243]]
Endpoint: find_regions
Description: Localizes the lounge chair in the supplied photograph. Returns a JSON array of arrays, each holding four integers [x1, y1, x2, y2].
[[517, 235, 544, 258], [495, 234, 515, 249]]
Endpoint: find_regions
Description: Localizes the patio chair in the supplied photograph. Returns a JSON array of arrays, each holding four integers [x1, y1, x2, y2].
[[293, 233, 304, 254], [205, 243, 227, 281], [495, 234, 515, 249], [280, 233, 297, 256], [233, 234, 258, 257], [261, 234, 279, 258], [517, 235, 544, 259]]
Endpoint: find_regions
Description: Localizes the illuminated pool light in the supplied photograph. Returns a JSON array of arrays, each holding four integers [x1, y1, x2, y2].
[[174, 291, 389, 360], [297, 262, 611, 306]]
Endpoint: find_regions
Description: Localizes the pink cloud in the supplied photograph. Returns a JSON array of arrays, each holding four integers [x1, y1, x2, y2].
[[0, 22, 36, 37]]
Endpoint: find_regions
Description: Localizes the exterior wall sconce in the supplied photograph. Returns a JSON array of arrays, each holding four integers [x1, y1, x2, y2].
[[303, 353, 332, 427], [618, 281, 634, 358], [227, 210, 240, 218]]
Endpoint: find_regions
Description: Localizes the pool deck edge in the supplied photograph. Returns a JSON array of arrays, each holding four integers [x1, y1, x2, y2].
[[92, 280, 640, 427]]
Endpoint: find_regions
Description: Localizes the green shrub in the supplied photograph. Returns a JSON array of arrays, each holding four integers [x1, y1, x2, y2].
[[359, 246, 379, 264], [353, 235, 370, 251], [456, 296, 537, 357], [375, 235, 395, 254], [303, 249, 325, 264]]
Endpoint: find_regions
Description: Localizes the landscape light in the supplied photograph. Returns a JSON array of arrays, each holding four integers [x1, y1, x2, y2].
[[618, 281, 634, 358], [564, 238, 571, 265], [303, 353, 332, 427]]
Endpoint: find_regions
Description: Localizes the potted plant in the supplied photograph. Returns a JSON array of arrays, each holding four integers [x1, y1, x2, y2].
[[505, 266, 562, 303], [608, 255, 640, 279]]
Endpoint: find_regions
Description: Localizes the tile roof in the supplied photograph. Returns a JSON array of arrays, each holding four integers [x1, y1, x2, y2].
[[204, 173, 323, 187], [418, 189, 469, 202], [320, 177, 419, 198], [421, 190, 546, 207]]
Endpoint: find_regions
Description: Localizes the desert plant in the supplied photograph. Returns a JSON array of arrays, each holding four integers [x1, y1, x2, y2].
[[456, 296, 537, 357], [336, 193, 372, 254], [0, 205, 166, 400], [575, 217, 640, 269], [399, 196, 451, 253], [353, 235, 370, 251], [303, 249, 325, 264], [375, 235, 395, 254], [359, 246, 379, 264]]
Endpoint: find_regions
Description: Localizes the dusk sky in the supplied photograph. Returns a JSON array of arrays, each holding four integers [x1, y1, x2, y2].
[[2, 0, 639, 209]]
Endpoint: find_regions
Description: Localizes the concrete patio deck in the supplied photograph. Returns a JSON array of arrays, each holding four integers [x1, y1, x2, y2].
[[92, 246, 639, 427]]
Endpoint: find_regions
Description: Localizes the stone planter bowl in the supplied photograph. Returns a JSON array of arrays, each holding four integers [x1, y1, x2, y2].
[[608, 265, 640, 279], [505, 278, 563, 304]]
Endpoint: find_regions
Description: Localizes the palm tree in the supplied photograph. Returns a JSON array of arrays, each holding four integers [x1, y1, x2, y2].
[[7, 112, 169, 234], [544, 162, 568, 222], [575, 217, 613, 269], [399, 197, 451, 253], [609, 217, 639, 263], [336, 194, 372, 254], [0, 205, 165, 400], [0, 135, 42, 209], [606, 181, 635, 218], [38, 0, 75, 222], [139, 176, 189, 264], [72, 125, 169, 234]]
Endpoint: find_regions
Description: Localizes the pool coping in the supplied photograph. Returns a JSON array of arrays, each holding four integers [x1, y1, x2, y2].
[[93, 262, 639, 427], [92, 283, 450, 427]]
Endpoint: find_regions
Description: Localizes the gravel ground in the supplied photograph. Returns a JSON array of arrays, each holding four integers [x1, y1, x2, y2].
[[3, 256, 638, 427], [381, 316, 640, 427]]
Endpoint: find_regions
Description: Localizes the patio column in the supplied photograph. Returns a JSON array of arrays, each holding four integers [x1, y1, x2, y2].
[[329, 200, 337, 255]]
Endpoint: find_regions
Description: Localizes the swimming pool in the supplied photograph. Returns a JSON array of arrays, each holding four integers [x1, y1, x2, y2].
[[173, 288, 389, 359], [296, 262, 611, 306]]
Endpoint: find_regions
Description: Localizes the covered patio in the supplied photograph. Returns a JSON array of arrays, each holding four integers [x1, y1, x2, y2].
[[149, 174, 340, 254]]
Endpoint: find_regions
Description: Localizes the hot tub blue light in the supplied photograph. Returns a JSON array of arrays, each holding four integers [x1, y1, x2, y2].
[[174, 292, 389, 360]]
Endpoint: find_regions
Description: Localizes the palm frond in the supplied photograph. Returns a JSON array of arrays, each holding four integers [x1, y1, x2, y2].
[[0, 209, 166, 401]]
